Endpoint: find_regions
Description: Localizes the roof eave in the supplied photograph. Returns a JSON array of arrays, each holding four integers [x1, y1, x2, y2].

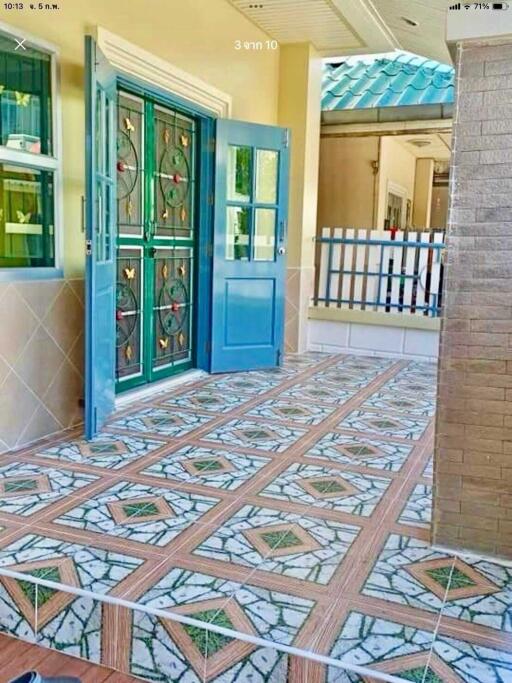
[[321, 102, 453, 125]]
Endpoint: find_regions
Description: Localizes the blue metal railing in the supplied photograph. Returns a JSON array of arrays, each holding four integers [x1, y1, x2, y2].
[[314, 230, 446, 317]]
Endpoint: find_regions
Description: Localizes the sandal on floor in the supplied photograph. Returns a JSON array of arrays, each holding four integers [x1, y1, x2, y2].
[[9, 672, 81, 683]]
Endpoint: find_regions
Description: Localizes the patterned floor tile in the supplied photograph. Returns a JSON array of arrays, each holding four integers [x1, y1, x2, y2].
[[361, 534, 452, 615], [205, 373, 284, 396], [53, 481, 220, 547], [278, 382, 355, 406], [192, 504, 360, 585], [256, 462, 391, 517], [132, 608, 289, 682], [0, 534, 142, 661], [141, 444, 271, 491], [284, 352, 329, 372], [334, 355, 395, 374], [361, 390, 436, 417], [35, 591, 104, 662], [0, 462, 98, 517], [33, 432, 166, 470], [384, 375, 437, 397], [398, 484, 432, 529], [337, 410, 429, 441], [310, 368, 371, 388], [362, 533, 512, 632], [306, 432, 413, 472], [110, 407, 213, 437], [326, 610, 512, 683], [423, 456, 434, 479], [138, 565, 315, 646], [201, 419, 307, 453], [161, 387, 251, 414], [245, 398, 336, 426], [0, 532, 142, 598], [404, 360, 438, 376]]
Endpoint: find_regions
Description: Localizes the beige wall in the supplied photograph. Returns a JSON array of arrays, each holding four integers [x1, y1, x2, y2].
[[377, 136, 417, 229], [278, 43, 322, 353], [317, 135, 378, 230], [412, 158, 434, 229], [4, 0, 280, 276]]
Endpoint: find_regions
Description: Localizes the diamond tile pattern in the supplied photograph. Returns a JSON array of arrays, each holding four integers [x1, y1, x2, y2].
[[0, 355, 510, 683], [0, 279, 84, 454]]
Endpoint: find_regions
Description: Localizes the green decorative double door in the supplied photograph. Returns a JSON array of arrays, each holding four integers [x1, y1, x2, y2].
[[115, 90, 196, 391]]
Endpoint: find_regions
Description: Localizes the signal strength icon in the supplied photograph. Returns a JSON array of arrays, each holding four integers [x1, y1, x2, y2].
[[449, 2, 461, 8]]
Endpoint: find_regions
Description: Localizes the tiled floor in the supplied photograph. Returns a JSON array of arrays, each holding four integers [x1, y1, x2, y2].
[[0, 353, 510, 683]]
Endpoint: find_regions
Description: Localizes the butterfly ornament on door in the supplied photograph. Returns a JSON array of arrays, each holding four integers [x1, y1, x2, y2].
[[124, 117, 135, 132], [15, 91, 31, 107], [16, 210, 31, 224], [123, 266, 136, 280], [159, 337, 169, 350]]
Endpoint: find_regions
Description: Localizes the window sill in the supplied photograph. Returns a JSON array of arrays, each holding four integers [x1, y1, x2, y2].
[[0, 267, 64, 282]]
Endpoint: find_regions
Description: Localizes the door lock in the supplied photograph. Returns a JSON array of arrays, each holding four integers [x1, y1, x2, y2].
[[148, 247, 157, 258], [278, 246, 286, 255]]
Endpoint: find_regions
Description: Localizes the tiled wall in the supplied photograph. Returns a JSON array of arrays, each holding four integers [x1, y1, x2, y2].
[[0, 279, 84, 454], [433, 41, 512, 559], [285, 266, 314, 353]]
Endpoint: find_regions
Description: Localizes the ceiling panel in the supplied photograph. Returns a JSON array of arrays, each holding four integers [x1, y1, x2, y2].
[[370, 0, 451, 63], [228, 0, 363, 51]]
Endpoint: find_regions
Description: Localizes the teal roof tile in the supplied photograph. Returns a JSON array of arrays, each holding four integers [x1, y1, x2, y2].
[[322, 52, 454, 111]]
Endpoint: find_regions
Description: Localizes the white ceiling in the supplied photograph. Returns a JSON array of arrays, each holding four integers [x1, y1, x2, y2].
[[229, 0, 362, 51], [397, 132, 452, 160], [228, 0, 451, 64]]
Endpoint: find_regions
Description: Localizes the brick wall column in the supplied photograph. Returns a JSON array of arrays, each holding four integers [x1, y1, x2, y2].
[[433, 40, 512, 559]]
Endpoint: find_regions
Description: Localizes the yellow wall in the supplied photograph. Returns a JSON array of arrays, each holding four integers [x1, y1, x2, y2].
[[376, 136, 416, 229], [277, 43, 322, 352], [317, 135, 378, 230], [4, 0, 280, 276], [412, 158, 434, 229]]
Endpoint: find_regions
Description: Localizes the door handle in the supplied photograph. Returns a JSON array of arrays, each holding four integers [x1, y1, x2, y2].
[[278, 246, 286, 255]]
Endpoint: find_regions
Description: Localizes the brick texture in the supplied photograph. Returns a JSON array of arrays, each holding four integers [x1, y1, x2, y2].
[[433, 41, 512, 560]]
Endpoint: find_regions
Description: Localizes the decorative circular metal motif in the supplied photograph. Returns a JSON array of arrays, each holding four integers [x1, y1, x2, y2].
[[159, 146, 190, 209], [116, 282, 138, 347], [158, 278, 189, 337], [117, 131, 139, 200]]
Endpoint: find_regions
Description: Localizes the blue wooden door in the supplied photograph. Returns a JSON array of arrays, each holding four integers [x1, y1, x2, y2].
[[84, 37, 117, 438], [211, 120, 289, 373]]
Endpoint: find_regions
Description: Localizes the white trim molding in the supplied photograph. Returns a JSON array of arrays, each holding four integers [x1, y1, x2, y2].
[[94, 27, 232, 118]]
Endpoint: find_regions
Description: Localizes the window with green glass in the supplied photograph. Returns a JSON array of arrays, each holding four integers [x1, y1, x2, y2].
[[0, 31, 57, 270]]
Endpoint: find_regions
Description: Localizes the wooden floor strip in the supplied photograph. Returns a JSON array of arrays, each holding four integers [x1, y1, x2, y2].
[[0, 634, 141, 683]]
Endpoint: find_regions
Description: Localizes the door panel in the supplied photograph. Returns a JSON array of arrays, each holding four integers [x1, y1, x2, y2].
[[115, 94, 197, 391], [85, 36, 117, 438], [211, 119, 289, 373]]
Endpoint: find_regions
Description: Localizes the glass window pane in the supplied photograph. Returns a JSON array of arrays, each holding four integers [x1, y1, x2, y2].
[[0, 163, 54, 267], [227, 145, 252, 202], [0, 36, 53, 155], [254, 208, 275, 261], [226, 206, 250, 261], [255, 149, 278, 204]]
